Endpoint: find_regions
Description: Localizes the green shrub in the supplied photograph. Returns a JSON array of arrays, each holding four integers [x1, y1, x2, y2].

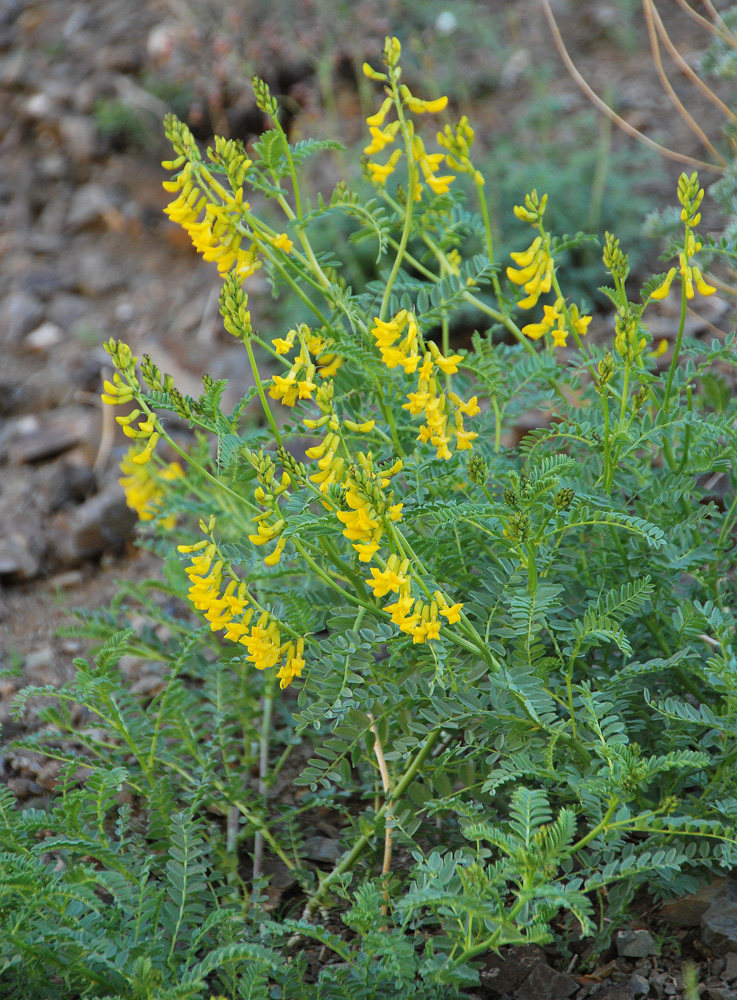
[[3, 36, 737, 1000]]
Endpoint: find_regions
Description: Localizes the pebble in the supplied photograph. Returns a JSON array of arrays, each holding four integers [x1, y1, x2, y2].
[[24, 320, 64, 352], [616, 929, 658, 959], [725, 953, 737, 982], [75, 248, 126, 296], [303, 836, 343, 864], [702, 882, 737, 956], [629, 972, 650, 996], [0, 534, 41, 579], [516, 962, 577, 1000], [67, 182, 113, 231], [0, 290, 43, 342], [46, 483, 137, 567]]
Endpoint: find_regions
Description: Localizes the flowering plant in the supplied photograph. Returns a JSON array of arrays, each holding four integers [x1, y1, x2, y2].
[[5, 35, 737, 999]]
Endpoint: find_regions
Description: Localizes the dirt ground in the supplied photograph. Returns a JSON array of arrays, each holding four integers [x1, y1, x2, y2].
[[1, 1, 736, 995]]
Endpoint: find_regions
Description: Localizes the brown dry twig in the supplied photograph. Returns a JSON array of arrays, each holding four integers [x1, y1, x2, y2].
[[539, 0, 725, 173]]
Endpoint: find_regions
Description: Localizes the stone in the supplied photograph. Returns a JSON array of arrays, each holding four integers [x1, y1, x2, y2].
[[703, 883, 737, 956], [47, 292, 89, 329], [76, 249, 126, 296], [516, 962, 577, 1000], [661, 879, 729, 928], [616, 929, 658, 958], [705, 990, 737, 1000], [0, 290, 43, 342], [481, 952, 535, 998], [303, 836, 343, 864], [46, 484, 137, 567], [67, 183, 113, 231], [24, 321, 64, 352], [629, 973, 650, 996], [60, 115, 98, 161], [19, 268, 69, 299], [8, 409, 95, 464], [725, 953, 737, 982], [0, 534, 41, 579]]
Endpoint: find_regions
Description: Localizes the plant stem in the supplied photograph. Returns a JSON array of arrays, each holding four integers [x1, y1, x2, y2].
[[252, 671, 275, 888], [662, 279, 688, 414], [305, 727, 442, 914]]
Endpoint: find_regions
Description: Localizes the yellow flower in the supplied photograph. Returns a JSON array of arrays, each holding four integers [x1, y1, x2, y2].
[[271, 233, 293, 253], [650, 267, 677, 301], [367, 149, 403, 186], [439, 602, 463, 624], [507, 236, 554, 310], [119, 449, 183, 527], [277, 638, 305, 689]]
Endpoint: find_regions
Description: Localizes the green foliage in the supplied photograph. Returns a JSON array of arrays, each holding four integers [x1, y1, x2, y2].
[[5, 36, 737, 1000]]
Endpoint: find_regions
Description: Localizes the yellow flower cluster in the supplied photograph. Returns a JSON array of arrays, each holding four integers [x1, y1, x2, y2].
[[249, 451, 291, 566], [115, 409, 161, 465], [651, 230, 716, 301], [101, 372, 136, 408], [178, 540, 304, 688], [365, 557, 463, 643], [162, 160, 260, 281], [269, 325, 344, 406], [507, 235, 554, 311], [302, 381, 375, 499], [335, 455, 403, 563], [119, 447, 183, 528], [437, 116, 484, 186], [520, 299, 591, 348], [371, 311, 478, 459], [272, 324, 342, 379], [362, 37, 451, 196]]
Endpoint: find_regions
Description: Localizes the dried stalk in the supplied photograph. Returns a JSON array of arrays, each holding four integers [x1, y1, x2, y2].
[[540, 0, 723, 172], [643, 0, 726, 164], [368, 713, 393, 915], [646, 0, 737, 129]]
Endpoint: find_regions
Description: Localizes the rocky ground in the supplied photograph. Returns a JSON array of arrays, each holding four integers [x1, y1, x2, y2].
[[1, 1, 737, 996]]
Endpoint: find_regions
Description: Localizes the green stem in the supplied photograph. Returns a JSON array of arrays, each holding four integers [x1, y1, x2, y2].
[[305, 727, 442, 913], [243, 335, 283, 447], [252, 671, 276, 887], [662, 278, 688, 414]]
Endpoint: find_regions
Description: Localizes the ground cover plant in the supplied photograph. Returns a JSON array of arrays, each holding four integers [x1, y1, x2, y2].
[[3, 32, 737, 1000]]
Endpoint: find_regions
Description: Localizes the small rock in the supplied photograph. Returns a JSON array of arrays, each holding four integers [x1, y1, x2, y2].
[[8, 409, 95, 464], [47, 291, 88, 329], [303, 836, 343, 864], [481, 952, 535, 998], [702, 881, 737, 956], [591, 986, 637, 1000], [46, 484, 137, 566], [661, 879, 728, 927], [44, 461, 96, 512], [59, 114, 97, 162], [67, 183, 113, 231], [629, 973, 650, 996], [49, 570, 85, 591], [36, 760, 61, 791], [23, 645, 56, 674], [516, 962, 577, 1000], [725, 953, 737, 982], [705, 989, 737, 1000], [19, 268, 68, 299], [616, 930, 658, 959], [0, 534, 42, 579], [130, 675, 165, 696], [0, 290, 43, 342], [24, 91, 54, 119], [24, 321, 64, 352], [37, 154, 67, 181], [76, 249, 126, 296], [94, 43, 143, 73], [6, 777, 33, 799]]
